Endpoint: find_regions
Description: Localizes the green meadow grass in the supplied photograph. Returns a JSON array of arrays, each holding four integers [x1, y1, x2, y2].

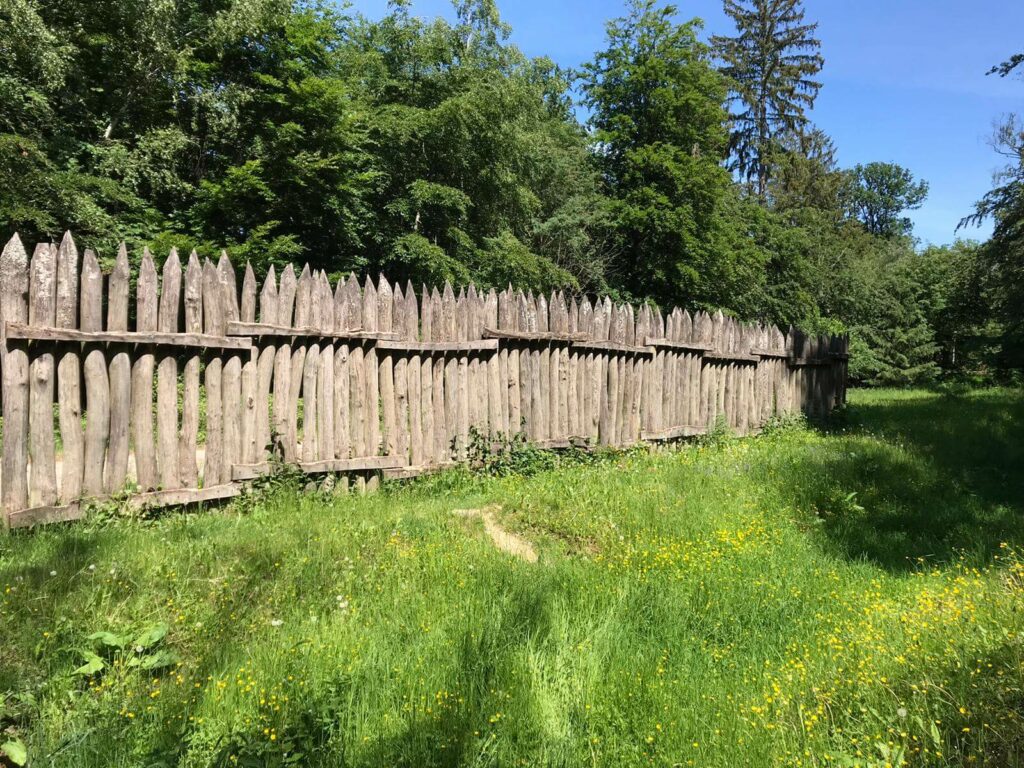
[[2, 388, 1024, 767]]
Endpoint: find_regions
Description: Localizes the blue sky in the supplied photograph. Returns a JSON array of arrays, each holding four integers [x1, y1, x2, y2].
[[352, 0, 1023, 246]]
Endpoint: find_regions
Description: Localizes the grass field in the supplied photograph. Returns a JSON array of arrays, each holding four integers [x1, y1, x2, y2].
[[2, 388, 1024, 767]]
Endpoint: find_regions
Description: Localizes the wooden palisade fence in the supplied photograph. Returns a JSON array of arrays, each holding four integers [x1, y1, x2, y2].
[[0, 233, 848, 528]]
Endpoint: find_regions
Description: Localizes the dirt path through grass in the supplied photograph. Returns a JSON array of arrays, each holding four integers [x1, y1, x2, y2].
[[452, 505, 538, 562]]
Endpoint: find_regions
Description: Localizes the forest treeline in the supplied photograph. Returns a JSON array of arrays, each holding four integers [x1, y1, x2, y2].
[[1, 0, 1021, 384]]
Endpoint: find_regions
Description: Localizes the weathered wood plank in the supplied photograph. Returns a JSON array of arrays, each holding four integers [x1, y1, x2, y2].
[[131, 250, 159, 491], [644, 337, 714, 352], [28, 243, 57, 507], [430, 287, 447, 461], [317, 273, 335, 463], [156, 249, 182, 490], [517, 293, 533, 440], [570, 339, 653, 355], [567, 298, 580, 440], [240, 263, 259, 464], [362, 276, 380, 457], [80, 249, 109, 498], [405, 282, 423, 466], [333, 278, 351, 460], [373, 339, 499, 353], [417, 287, 434, 466], [219, 254, 243, 480], [504, 289, 521, 437], [202, 259, 224, 485], [231, 454, 405, 481], [535, 293, 550, 442], [347, 276, 366, 467], [104, 245, 131, 493], [578, 298, 596, 441], [224, 321, 398, 340], [545, 292, 559, 441], [130, 483, 241, 509], [438, 284, 455, 460], [622, 303, 638, 442], [608, 305, 624, 445], [455, 288, 469, 458], [2, 325, 251, 349], [273, 265, 297, 457], [704, 350, 759, 364], [55, 232, 83, 504], [377, 276, 398, 456], [641, 425, 708, 441], [596, 298, 612, 446], [485, 290, 502, 437], [179, 252, 203, 486], [284, 265, 312, 461], [251, 268, 276, 460], [482, 328, 588, 342], [6, 502, 85, 528], [301, 273, 321, 463], [681, 311, 699, 427]]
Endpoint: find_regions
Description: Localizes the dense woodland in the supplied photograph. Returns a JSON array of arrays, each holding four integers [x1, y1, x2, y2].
[[1, 0, 1021, 384]]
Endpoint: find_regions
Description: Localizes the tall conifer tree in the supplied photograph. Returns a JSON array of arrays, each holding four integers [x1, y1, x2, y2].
[[712, 0, 823, 198]]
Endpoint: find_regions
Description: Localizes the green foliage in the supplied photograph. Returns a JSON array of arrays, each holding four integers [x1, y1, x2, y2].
[[0, 0, 1010, 383], [0, 739, 27, 766], [963, 58, 1024, 370], [579, 0, 734, 308], [843, 161, 929, 238]]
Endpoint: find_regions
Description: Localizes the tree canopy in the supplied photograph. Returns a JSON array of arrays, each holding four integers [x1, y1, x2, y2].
[[0, 0, 1012, 384]]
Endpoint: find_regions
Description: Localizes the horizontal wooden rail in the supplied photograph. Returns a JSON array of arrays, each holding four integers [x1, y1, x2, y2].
[[483, 327, 588, 343], [6, 484, 241, 529], [644, 338, 715, 352], [231, 456, 406, 481], [225, 321, 399, 341], [641, 425, 708, 441], [570, 340, 654, 355], [375, 339, 499, 353], [703, 351, 760, 364], [751, 348, 790, 359], [789, 357, 834, 367], [383, 463, 457, 481], [4, 323, 252, 350]]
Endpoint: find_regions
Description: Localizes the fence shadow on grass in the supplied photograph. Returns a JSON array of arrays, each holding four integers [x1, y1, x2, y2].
[[770, 390, 1024, 571]]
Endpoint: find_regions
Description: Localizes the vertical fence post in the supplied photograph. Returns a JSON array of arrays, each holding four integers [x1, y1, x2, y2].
[[105, 245, 131, 492], [1, 235, 31, 518]]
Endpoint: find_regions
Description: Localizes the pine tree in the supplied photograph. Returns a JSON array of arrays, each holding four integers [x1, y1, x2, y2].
[[712, 0, 823, 198]]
